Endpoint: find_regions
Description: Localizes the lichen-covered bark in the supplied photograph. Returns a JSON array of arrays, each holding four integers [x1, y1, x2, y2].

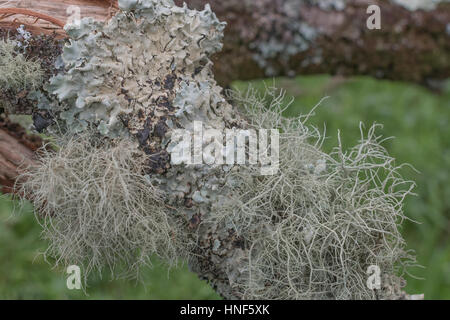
[[0, 28, 53, 195], [12, 0, 251, 299]]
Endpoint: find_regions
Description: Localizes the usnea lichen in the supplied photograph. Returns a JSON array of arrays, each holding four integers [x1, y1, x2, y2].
[[204, 88, 417, 299], [0, 38, 44, 112], [19, 0, 417, 299]]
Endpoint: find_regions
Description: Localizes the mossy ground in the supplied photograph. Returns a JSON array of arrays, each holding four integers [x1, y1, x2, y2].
[[0, 75, 448, 299]]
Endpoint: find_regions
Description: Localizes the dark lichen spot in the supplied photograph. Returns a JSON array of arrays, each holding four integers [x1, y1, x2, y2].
[[32, 111, 54, 133], [184, 198, 194, 208], [118, 114, 130, 127], [194, 66, 203, 75], [233, 238, 246, 250], [156, 96, 174, 111], [189, 213, 201, 229], [137, 108, 145, 120]]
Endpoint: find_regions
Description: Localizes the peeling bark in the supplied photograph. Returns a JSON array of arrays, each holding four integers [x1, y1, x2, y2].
[[0, 0, 117, 37]]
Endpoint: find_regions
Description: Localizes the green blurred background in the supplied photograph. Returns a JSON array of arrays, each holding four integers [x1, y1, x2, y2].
[[1, 75, 449, 299]]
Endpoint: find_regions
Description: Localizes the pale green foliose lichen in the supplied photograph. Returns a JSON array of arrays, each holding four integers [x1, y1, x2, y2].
[[40, 0, 244, 221], [45, 0, 228, 138]]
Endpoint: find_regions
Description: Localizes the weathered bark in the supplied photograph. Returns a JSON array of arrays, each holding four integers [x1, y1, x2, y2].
[[0, 0, 438, 300], [0, 0, 117, 37]]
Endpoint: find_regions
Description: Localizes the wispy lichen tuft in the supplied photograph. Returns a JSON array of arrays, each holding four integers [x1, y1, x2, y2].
[[18, 132, 190, 281], [203, 87, 418, 299]]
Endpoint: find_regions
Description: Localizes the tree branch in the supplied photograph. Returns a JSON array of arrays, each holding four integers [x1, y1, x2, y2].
[[1, 0, 448, 195], [0, 115, 43, 195]]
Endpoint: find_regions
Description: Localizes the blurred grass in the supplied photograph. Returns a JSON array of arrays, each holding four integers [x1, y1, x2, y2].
[[0, 75, 448, 299]]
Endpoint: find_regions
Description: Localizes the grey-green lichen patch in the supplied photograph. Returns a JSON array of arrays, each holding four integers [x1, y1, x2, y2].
[[392, 0, 450, 11], [229, 0, 346, 77], [251, 21, 318, 76], [312, 0, 346, 11]]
